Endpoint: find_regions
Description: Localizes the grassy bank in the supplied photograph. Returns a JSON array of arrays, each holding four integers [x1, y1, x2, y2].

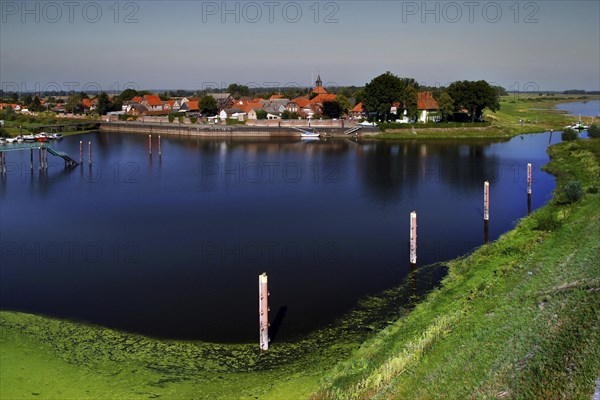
[[315, 138, 600, 399], [1, 139, 599, 399], [375, 95, 599, 139]]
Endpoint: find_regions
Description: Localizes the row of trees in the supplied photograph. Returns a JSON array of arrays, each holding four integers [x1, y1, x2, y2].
[[363, 72, 501, 122]]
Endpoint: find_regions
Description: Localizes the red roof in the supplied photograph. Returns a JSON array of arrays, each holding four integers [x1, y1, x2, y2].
[[187, 101, 199, 111], [132, 96, 143, 103], [81, 99, 93, 109], [293, 97, 311, 108], [312, 85, 328, 94], [269, 94, 283, 100], [417, 92, 438, 110], [352, 102, 364, 112], [310, 94, 337, 104], [143, 95, 162, 107], [241, 103, 264, 113]]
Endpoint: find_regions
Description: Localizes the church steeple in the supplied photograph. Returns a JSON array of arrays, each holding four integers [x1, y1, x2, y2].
[[315, 74, 322, 88]]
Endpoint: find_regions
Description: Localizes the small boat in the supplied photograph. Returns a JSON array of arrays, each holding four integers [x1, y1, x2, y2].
[[16, 135, 23, 143], [23, 134, 36, 142], [5, 137, 16, 143], [0, 138, 6, 145], [292, 126, 320, 138], [50, 133, 63, 140], [35, 132, 49, 142], [566, 115, 589, 130]]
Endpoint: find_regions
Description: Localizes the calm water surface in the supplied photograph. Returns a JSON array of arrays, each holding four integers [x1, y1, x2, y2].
[[0, 131, 560, 342], [556, 100, 600, 117]]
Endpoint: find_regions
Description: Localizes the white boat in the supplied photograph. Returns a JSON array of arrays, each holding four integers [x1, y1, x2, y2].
[[0, 138, 6, 145], [16, 135, 23, 143], [50, 133, 63, 140], [565, 122, 589, 130], [358, 121, 377, 127], [5, 137, 16, 143], [566, 115, 589, 130], [23, 134, 36, 142], [292, 126, 320, 138]]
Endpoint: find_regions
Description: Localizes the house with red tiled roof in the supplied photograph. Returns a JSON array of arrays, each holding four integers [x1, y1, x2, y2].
[[269, 94, 284, 100], [310, 93, 337, 105], [293, 97, 310, 108], [417, 92, 439, 123], [131, 96, 143, 103], [141, 95, 164, 113], [350, 102, 365, 119]]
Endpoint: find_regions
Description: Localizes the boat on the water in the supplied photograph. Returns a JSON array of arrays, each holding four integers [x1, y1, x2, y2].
[[292, 126, 320, 138], [23, 134, 36, 142], [35, 132, 49, 142], [50, 133, 63, 140], [5, 137, 16, 143], [565, 115, 589, 130]]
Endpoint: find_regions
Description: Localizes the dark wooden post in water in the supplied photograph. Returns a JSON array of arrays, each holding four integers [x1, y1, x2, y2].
[[80, 141, 83, 164], [158, 135, 162, 157], [259, 273, 269, 351], [148, 135, 152, 156], [38, 148, 42, 170], [30, 149, 33, 171], [410, 211, 417, 266], [88, 142, 92, 165]]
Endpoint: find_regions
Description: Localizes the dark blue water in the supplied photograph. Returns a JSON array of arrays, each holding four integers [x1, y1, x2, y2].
[[556, 100, 600, 117], [0, 132, 559, 342]]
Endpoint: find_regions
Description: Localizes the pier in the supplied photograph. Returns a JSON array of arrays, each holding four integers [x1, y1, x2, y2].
[[0, 142, 79, 168]]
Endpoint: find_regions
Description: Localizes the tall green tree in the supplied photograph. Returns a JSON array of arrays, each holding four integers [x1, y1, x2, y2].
[[227, 84, 250, 99], [437, 91, 455, 121], [363, 72, 419, 121], [322, 100, 343, 119], [336, 94, 350, 116], [199, 95, 217, 115], [65, 95, 81, 113], [96, 92, 111, 115], [29, 96, 44, 112], [447, 80, 500, 122]]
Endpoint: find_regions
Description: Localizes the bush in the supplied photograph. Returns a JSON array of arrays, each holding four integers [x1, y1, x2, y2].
[[563, 180, 584, 203], [587, 186, 598, 194], [587, 124, 600, 138], [534, 210, 562, 231], [168, 114, 175, 123], [190, 117, 198, 124], [561, 128, 578, 141]]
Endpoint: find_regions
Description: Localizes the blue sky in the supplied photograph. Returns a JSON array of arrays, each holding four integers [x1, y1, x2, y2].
[[1, 0, 599, 92]]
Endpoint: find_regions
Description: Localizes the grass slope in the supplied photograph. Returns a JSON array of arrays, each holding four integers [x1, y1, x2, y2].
[[314, 138, 600, 399]]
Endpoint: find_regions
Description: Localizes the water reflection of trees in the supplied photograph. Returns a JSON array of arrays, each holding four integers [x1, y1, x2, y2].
[[355, 139, 506, 203]]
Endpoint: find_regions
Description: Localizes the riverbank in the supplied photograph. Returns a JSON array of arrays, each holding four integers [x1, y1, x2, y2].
[[373, 95, 600, 139], [1, 138, 598, 398]]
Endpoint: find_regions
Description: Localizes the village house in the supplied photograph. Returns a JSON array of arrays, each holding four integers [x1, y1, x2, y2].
[[141, 95, 164, 113], [417, 92, 439, 123], [209, 93, 234, 111], [350, 102, 365, 119]]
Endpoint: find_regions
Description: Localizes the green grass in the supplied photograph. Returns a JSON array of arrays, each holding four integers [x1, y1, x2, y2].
[[314, 138, 600, 399], [1, 139, 599, 399], [375, 95, 600, 139]]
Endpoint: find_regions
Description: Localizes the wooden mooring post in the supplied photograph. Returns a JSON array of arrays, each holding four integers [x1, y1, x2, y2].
[[30, 149, 33, 171], [88, 142, 92, 165], [38, 148, 42, 170], [484, 181, 490, 222], [158, 135, 162, 157], [148, 135, 152, 156], [259, 273, 269, 351], [410, 211, 417, 266], [80, 141, 83, 164], [527, 163, 532, 195]]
